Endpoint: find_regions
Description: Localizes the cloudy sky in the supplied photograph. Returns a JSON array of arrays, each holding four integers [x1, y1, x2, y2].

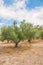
[[0, 0, 43, 27]]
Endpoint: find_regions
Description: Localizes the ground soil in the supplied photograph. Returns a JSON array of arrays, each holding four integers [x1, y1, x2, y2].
[[0, 40, 43, 65]]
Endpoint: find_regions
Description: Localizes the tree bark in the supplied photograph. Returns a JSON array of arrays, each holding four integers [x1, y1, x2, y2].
[[7, 40, 9, 43], [15, 43, 18, 48], [15, 41, 20, 48], [28, 39, 31, 43]]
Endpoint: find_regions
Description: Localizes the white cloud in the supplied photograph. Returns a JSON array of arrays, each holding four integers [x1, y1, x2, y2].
[[5, 0, 26, 11], [0, 22, 4, 27], [0, 0, 26, 19], [0, 0, 43, 25], [0, 6, 17, 19], [0, 0, 4, 6]]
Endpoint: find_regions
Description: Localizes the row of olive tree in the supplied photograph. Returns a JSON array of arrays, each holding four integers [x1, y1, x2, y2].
[[0, 20, 43, 47]]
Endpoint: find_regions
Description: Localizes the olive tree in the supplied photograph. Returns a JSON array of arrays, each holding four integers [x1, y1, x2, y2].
[[13, 21, 25, 47], [1, 26, 14, 42], [20, 20, 35, 43], [1, 21, 25, 47], [40, 30, 43, 39]]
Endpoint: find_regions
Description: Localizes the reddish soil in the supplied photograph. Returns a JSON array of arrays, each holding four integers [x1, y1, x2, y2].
[[0, 40, 43, 65]]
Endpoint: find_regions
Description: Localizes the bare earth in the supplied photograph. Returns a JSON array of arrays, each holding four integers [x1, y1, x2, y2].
[[0, 40, 43, 65]]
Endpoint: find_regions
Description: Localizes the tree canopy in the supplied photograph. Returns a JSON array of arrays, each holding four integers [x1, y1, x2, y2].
[[0, 20, 43, 47]]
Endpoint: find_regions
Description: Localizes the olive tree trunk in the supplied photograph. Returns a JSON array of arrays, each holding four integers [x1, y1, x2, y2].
[[28, 39, 31, 43], [15, 43, 18, 47]]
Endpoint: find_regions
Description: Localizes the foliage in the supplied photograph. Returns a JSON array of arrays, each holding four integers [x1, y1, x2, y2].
[[20, 21, 35, 42], [0, 20, 43, 47], [13, 21, 25, 47], [40, 30, 43, 39]]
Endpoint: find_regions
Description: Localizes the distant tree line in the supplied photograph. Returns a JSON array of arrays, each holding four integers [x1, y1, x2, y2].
[[0, 20, 43, 47]]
